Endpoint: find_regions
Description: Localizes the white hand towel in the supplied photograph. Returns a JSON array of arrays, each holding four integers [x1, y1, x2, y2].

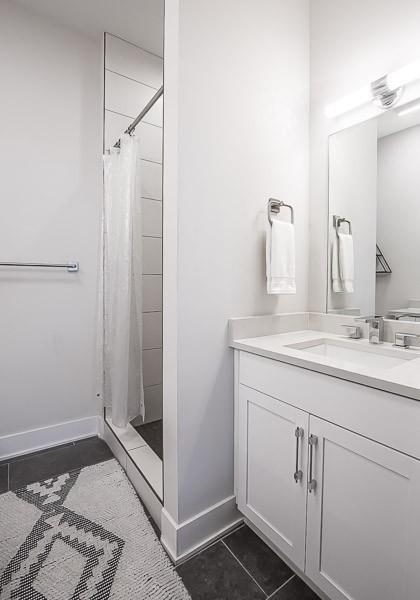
[[266, 220, 296, 294], [331, 234, 343, 293], [338, 232, 354, 293]]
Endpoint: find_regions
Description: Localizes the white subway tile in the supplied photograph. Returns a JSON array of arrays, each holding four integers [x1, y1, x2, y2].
[[137, 122, 162, 163], [142, 198, 162, 237], [104, 110, 131, 150], [105, 71, 162, 127], [142, 348, 162, 387], [143, 276, 162, 312], [142, 312, 162, 350], [145, 96, 163, 127], [139, 160, 162, 200], [142, 237, 162, 275], [105, 113, 162, 156], [105, 34, 163, 89], [144, 385, 163, 422]]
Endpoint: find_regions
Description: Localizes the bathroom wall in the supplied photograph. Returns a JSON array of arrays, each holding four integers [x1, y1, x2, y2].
[[163, 0, 309, 552], [309, 0, 420, 312], [0, 1, 102, 454], [104, 33, 164, 423], [376, 126, 420, 315]]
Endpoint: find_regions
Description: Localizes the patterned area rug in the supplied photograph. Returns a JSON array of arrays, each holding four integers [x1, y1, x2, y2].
[[0, 459, 190, 599]]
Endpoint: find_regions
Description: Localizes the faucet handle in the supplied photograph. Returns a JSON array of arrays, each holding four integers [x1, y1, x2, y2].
[[355, 315, 384, 324], [340, 325, 362, 339], [394, 332, 420, 348]]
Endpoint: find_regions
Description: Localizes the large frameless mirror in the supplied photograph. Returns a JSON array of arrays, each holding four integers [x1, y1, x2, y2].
[[327, 100, 420, 321]]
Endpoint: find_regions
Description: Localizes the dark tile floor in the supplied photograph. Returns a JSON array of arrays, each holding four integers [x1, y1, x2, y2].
[[134, 419, 163, 459], [0, 436, 113, 493], [177, 525, 321, 600]]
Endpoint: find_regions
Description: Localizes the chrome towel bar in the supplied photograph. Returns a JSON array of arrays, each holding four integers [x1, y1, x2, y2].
[[0, 261, 79, 272], [268, 198, 294, 225], [333, 214, 352, 235]]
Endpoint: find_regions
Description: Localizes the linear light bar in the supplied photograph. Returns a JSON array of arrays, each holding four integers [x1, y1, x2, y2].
[[397, 101, 420, 117], [325, 58, 420, 119], [387, 59, 420, 90]]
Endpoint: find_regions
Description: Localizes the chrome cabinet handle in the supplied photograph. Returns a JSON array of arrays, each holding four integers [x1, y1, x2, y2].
[[308, 434, 318, 493], [294, 427, 304, 483]]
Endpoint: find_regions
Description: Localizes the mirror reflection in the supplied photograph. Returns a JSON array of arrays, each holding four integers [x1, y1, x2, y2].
[[327, 101, 420, 321]]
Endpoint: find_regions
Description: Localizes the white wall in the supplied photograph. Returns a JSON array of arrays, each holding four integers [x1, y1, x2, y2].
[[0, 1, 102, 447], [376, 126, 420, 315], [328, 120, 377, 315], [163, 0, 309, 541], [309, 0, 420, 312], [104, 34, 163, 422]]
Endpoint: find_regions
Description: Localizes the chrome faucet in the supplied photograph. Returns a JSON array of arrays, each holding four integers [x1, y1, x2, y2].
[[394, 332, 420, 348], [356, 315, 384, 344]]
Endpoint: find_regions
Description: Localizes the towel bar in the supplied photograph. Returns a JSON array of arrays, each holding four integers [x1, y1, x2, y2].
[[268, 198, 294, 225], [0, 261, 79, 272], [333, 215, 352, 235]]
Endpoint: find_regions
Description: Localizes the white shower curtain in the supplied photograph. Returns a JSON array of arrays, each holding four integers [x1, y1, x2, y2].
[[103, 133, 144, 428]]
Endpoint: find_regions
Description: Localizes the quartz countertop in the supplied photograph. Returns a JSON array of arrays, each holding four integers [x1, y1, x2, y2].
[[231, 329, 420, 401]]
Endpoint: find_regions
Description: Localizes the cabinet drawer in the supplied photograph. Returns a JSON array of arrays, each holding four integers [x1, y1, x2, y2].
[[239, 351, 420, 461]]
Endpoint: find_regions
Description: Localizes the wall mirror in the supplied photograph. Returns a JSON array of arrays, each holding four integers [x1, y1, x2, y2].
[[327, 100, 420, 321]]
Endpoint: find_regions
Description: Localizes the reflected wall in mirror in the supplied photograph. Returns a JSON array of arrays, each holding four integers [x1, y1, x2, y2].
[[327, 101, 420, 322]]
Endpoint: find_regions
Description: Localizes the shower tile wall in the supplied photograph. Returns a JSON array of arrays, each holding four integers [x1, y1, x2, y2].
[[104, 33, 163, 423]]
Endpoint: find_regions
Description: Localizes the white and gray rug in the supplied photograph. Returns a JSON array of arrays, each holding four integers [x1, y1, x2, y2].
[[0, 459, 190, 600]]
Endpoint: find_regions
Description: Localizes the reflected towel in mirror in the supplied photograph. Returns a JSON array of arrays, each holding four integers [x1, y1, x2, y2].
[[332, 231, 354, 293]]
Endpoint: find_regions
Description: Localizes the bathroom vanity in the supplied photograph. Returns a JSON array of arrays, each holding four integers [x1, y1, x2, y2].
[[231, 325, 420, 600]]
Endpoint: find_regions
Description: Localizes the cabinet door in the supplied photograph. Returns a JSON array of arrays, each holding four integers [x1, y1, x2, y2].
[[237, 385, 309, 569], [306, 416, 420, 600]]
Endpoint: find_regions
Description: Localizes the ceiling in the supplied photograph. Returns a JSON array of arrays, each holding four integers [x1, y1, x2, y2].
[[14, 0, 164, 56]]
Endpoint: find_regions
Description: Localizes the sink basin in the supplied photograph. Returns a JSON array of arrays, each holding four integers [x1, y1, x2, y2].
[[286, 338, 417, 370]]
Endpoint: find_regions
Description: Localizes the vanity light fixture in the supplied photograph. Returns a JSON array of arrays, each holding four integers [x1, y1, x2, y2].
[[396, 100, 420, 117], [325, 58, 420, 118]]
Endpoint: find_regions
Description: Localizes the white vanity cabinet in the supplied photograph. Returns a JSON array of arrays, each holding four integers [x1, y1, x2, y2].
[[235, 350, 420, 600], [237, 385, 308, 569], [306, 416, 420, 600]]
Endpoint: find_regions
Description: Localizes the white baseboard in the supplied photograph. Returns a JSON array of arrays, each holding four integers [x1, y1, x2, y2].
[[161, 495, 242, 563], [0, 416, 101, 461]]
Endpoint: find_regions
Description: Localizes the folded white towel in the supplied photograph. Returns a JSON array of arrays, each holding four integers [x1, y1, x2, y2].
[[266, 219, 296, 294], [338, 232, 354, 293], [332, 234, 343, 293]]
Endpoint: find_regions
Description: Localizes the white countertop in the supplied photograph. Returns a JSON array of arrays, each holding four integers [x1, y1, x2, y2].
[[231, 329, 420, 401]]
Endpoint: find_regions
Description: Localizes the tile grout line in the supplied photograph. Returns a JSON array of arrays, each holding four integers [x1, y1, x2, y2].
[[105, 68, 159, 91], [221, 540, 268, 597], [175, 535, 223, 569], [105, 32, 163, 60], [220, 521, 246, 541], [175, 523, 245, 569], [104, 108, 159, 128], [266, 574, 296, 599]]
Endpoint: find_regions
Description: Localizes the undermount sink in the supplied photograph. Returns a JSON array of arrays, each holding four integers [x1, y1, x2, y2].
[[286, 338, 417, 370]]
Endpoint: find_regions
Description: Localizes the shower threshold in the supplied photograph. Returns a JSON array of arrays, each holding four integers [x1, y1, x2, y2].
[[103, 409, 163, 503], [133, 420, 163, 460]]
